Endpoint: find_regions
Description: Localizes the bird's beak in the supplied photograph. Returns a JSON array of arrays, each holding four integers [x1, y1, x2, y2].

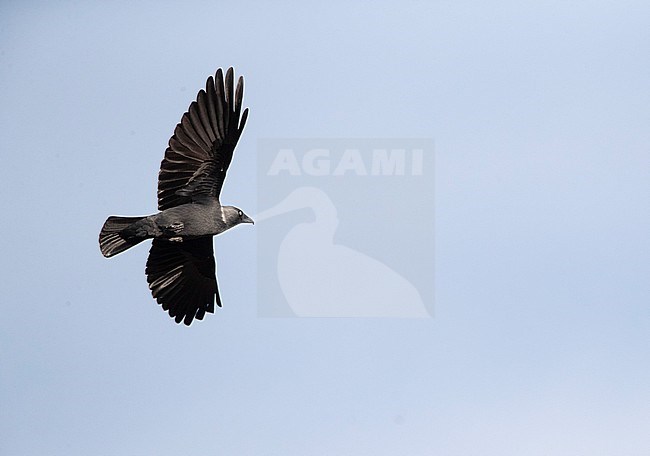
[[242, 215, 254, 224]]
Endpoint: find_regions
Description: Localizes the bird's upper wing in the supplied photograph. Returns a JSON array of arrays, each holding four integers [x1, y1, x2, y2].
[[157, 68, 249, 210], [145, 237, 222, 325]]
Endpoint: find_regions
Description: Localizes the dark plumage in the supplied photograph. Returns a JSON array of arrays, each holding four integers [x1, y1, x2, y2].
[[99, 68, 253, 325]]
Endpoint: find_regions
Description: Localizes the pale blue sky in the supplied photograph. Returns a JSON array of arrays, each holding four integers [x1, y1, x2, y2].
[[1, 1, 649, 455]]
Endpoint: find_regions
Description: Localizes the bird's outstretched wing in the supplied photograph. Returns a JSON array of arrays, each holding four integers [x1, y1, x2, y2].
[[145, 238, 222, 325], [157, 67, 249, 210]]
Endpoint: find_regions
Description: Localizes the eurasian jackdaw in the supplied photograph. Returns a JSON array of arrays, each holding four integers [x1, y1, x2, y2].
[[99, 68, 252, 325]]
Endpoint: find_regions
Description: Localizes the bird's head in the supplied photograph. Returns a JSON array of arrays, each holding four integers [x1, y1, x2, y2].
[[222, 206, 255, 228]]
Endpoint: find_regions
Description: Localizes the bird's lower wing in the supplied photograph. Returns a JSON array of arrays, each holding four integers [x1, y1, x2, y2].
[[145, 237, 221, 325]]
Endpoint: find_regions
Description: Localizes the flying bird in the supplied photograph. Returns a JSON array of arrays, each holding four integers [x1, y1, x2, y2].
[[99, 68, 253, 325]]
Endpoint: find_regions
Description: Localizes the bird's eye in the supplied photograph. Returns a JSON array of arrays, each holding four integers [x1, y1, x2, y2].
[[238, 210, 243, 217]]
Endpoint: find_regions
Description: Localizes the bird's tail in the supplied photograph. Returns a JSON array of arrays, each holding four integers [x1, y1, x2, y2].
[[99, 216, 147, 258]]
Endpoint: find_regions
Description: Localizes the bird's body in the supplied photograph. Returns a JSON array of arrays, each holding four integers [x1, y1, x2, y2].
[[119, 200, 245, 241], [99, 68, 252, 325]]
